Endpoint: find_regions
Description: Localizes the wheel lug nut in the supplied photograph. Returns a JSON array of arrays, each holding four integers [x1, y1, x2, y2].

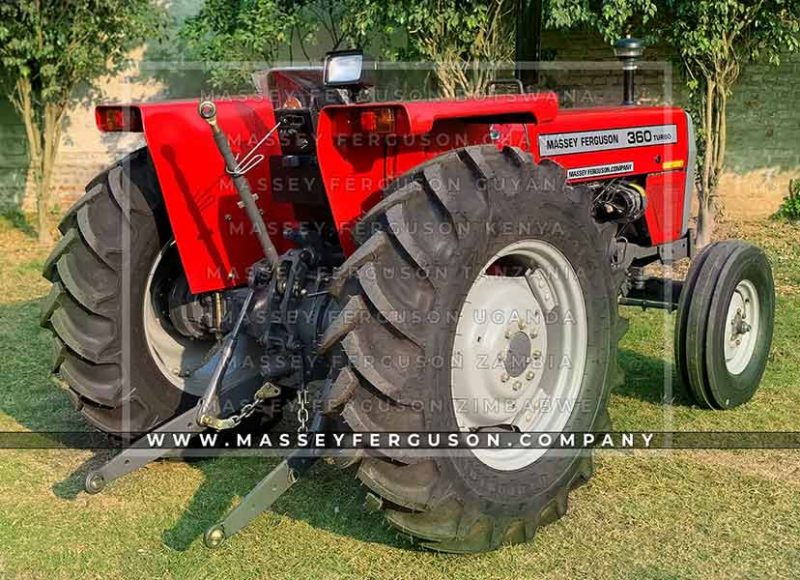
[[501, 373, 509, 383], [532, 350, 542, 360], [526, 370, 535, 380], [518, 320, 526, 330], [513, 380, 522, 391], [736, 339, 741, 346]]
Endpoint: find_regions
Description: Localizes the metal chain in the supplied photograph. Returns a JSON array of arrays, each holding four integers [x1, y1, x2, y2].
[[201, 383, 279, 431], [223, 398, 263, 429], [296, 388, 309, 433]]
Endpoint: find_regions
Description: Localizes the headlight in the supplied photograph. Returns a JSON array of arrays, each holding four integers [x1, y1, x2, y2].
[[323, 51, 364, 86]]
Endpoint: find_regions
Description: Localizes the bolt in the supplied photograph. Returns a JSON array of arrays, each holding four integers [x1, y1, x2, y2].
[[205, 527, 225, 548], [526, 370, 535, 380], [513, 380, 522, 391], [500, 373, 509, 383]]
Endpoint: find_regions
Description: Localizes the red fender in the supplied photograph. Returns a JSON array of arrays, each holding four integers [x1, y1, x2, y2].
[[97, 98, 298, 294]]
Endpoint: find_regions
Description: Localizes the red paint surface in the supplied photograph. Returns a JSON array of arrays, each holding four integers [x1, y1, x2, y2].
[[318, 99, 690, 252], [101, 93, 690, 293], [130, 99, 299, 293]]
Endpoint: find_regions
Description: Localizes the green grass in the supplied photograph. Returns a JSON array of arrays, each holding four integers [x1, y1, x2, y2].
[[1, 216, 799, 579]]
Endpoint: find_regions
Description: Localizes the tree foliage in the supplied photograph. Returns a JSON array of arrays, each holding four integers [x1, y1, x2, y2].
[[344, 0, 516, 96], [180, 0, 516, 96], [547, 0, 800, 244], [0, 0, 166, 242], [658, 0, 800, 244]]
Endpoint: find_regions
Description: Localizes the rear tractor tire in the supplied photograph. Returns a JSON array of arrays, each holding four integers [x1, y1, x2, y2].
[[40, 149, 252, 433], [321, 145, 627, 552]]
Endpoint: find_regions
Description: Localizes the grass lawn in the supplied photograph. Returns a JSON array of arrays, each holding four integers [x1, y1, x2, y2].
[[0, 216, 799, 579]]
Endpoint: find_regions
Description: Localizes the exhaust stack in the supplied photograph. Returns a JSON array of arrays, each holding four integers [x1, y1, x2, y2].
[[614, 37, 644, 106]]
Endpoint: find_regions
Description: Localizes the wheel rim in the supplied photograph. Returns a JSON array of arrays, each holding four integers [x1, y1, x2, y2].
[[451, 239, 588, 471], [143, 242, 256, 396], [724, 279, 759, 375]]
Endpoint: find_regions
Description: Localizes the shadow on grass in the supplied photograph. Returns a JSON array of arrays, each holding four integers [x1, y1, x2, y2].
[[3, 297, 695, 552], [160, 456, 400, 551], [616, 348, 695, 406], [0, 299, 87, 434], [0, 209, 37, 237], [53, 451, 400, 551]]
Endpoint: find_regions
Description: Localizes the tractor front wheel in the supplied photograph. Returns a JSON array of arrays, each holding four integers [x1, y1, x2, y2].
[[675, 240, 775, 409], [322, 145, 626, 552]]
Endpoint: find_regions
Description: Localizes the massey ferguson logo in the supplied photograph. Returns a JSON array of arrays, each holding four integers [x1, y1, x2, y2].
[[539, 124, 678, 156]]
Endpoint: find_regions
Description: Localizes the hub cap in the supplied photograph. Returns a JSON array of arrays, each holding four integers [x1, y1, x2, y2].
[[451, 240, 588, 471], [724, 279, 759, 375]]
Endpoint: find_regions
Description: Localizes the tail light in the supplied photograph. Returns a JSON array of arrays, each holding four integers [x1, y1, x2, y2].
[[95, 106, 143, 132], [358, 107, 396, 134]]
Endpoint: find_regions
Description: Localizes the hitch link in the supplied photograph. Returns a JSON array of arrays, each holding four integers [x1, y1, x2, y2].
[[198, 99, 282, 275], [196, 288, 255, 428], [203, 379, 335, 548]]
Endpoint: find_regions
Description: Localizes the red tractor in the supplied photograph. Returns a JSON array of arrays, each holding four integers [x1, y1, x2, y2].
[[41, 40, 774, 552]]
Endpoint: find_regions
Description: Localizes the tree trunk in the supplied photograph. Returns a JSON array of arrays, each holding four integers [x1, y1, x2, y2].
[[696, 78, 717, 247], [695, 195, 715, 247], [12, 79, 64, 245], [37, 103, 64, 245]]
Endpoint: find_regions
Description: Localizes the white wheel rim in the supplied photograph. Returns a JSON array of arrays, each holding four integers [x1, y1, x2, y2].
[[724, 279, 759, 375], [143, 241, 258, 395], [451, 240, 588, 471]]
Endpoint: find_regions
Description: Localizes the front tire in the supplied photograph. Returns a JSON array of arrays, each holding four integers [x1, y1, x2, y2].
[[321, 146, 626, 552], [675, 240, 775, 409]]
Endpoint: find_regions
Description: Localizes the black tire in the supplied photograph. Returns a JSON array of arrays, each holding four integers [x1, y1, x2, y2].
[[41, 149, 196, 432], [320, 145, 626, 552], [674, 242, 727, 407], [677, 240, 775, 409]]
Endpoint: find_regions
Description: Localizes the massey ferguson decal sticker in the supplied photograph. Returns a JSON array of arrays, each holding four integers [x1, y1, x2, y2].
[[538, 124, 678, 156], [566, 162, 634, 180]]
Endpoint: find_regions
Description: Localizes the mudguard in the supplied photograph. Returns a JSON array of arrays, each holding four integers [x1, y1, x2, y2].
[[98, 98, 298, 294]]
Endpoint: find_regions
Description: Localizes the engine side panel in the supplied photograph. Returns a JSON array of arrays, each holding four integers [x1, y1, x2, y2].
[[529, 106, 692, 245], [134, 99, 298, 293], [318, 101, 692, 252]]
